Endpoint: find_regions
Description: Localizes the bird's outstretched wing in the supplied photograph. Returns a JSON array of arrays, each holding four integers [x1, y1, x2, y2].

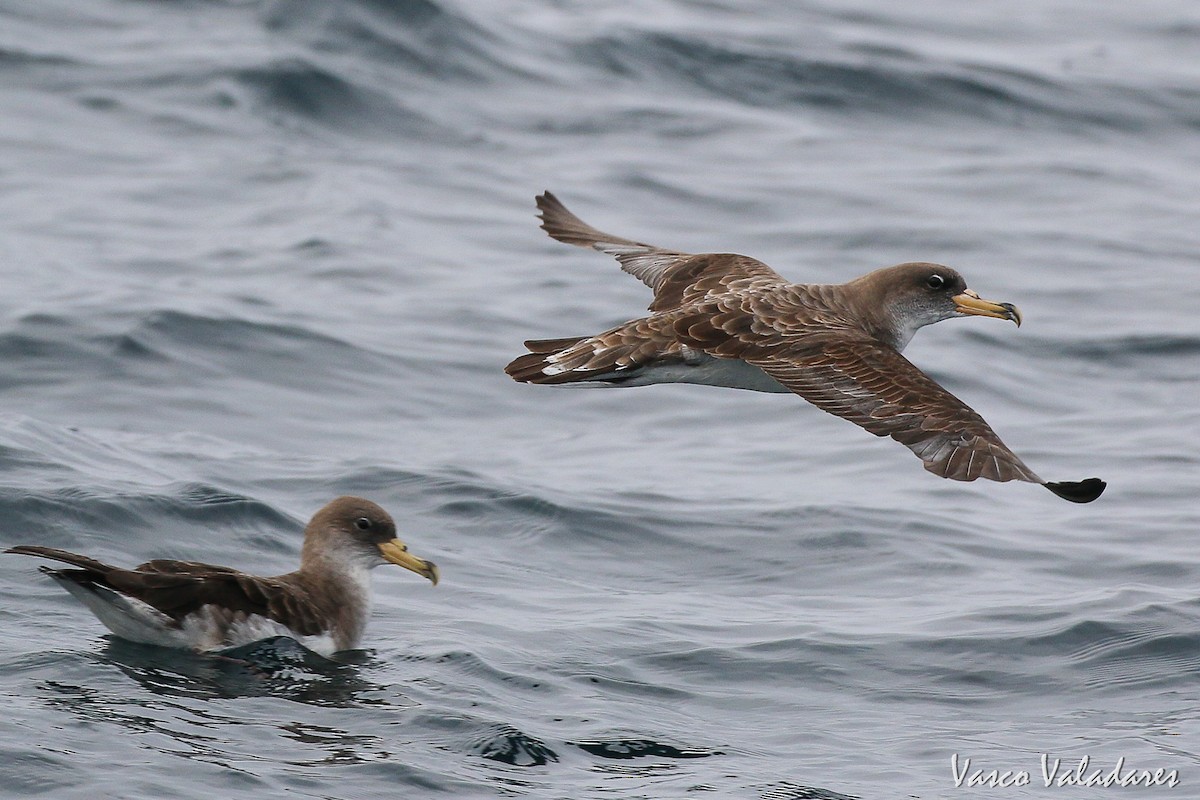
[[536, 191, 787, 311], [743, 337, 1042, 483], [729, 336, 1102, 500]]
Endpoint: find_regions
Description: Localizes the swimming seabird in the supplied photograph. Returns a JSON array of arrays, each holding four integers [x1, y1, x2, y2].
[[506, 192, 1105, 503], [5, 496, 439, 654]]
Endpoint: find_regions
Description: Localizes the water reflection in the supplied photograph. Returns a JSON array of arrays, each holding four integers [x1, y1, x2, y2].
[[93, 635, 402, 708], [34, 637, 419, 773]]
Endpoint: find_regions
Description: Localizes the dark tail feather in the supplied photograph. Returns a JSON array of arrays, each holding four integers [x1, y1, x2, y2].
[[505, 336, 593, 384], [505, 354, 607, 384], [6, 545, 116, 573], [505, 351, 553, 383], [1044, 478, 1106, 503], [524, 336, 587, 354]]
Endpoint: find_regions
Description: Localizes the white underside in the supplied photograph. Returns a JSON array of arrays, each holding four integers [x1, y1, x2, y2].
[[581, 355, 791, 393], [51, 576, 339, 656]]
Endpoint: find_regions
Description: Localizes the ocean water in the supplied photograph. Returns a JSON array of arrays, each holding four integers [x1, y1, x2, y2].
[[0, 0, 1198, 797]]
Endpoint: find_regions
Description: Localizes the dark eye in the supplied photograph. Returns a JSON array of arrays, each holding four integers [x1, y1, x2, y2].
[[926, 274, 946, 290], [354, 517, 372, 531]]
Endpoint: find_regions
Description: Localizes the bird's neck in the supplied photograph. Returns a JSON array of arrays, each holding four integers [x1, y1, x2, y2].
[[294, 557, 374, 651], [834, 281, 912, 351]]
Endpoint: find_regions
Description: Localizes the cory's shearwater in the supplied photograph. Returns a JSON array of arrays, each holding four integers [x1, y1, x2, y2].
[[506, 192, 1105, 503], [6, 496, 439, 654]]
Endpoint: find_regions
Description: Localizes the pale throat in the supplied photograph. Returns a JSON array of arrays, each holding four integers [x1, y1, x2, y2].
[[304, 551, 376, 638], [889, 315, 923, 352], [886, 304, 948, 352]]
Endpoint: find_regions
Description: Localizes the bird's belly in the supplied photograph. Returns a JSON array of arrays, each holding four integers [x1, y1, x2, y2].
[[181, 607, 338, 655], [622, 355, 791, 393]]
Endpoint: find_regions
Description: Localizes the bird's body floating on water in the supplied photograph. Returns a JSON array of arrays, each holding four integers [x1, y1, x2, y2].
[[506, 192, 1104, 503], [6, 496, 439, 655]]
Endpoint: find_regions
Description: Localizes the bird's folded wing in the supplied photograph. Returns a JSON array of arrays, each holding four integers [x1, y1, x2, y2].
[[115, 561, 326, 636], [136, 559, 243, 576], [4, 546, 324, 632], [6, 545, 114, 573]]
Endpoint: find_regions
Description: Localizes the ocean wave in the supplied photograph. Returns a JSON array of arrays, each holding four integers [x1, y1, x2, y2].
[[0, 480, 296, 554], [759, 782, 860, 800], [0, 46, 77, 69], [117, 308, 397, 378], [471, 722, 559, 765], [0, 308, 417, 411], [262, 0, 512, 84], [223, 57, 446, 138], [573, 737, 721, 759], [568, 29, 1195, 133], [1052, 333, 1200, 362]]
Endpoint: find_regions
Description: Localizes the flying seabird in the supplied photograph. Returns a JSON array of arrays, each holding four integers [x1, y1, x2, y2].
[[5, 496, 439, 654], [506, 191, 1105, 503]]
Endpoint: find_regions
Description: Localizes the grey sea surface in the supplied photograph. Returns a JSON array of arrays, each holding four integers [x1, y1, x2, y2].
[[1, 1, 1197, 797]]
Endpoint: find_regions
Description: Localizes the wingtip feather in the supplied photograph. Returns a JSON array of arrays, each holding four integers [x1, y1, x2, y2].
[[1045, 478, 1106, 503]]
